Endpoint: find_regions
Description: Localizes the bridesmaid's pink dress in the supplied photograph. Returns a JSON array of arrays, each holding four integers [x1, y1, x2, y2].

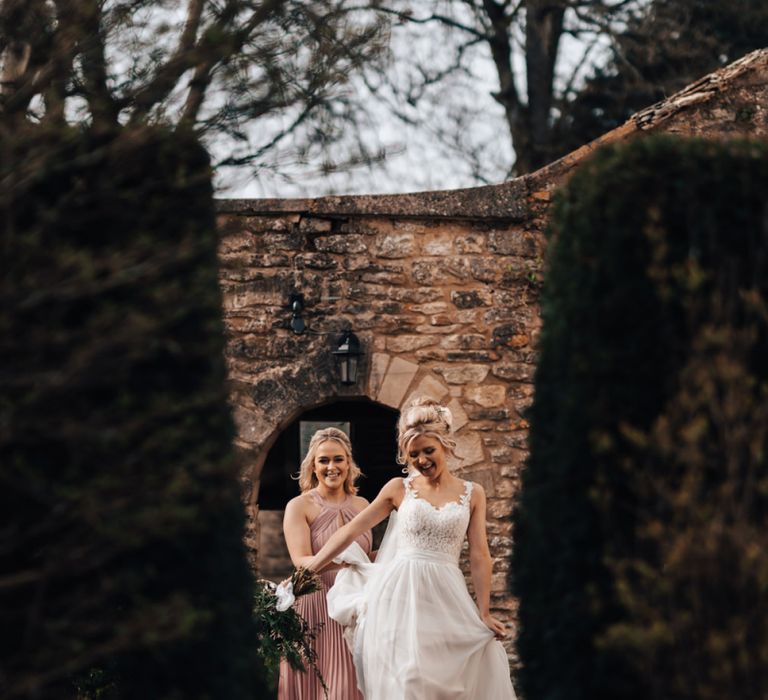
[[278, 490, 372, 699]]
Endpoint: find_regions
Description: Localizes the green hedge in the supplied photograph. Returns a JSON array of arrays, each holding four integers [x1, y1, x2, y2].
[[0, 126, 264, 698], [513, 137, 768, 700]]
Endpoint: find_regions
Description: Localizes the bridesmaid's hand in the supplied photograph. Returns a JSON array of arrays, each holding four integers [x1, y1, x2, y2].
[[481, 612, 507, 639]]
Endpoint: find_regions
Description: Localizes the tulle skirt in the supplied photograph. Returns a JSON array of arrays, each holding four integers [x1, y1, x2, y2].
[[332, 547, 516, 700]]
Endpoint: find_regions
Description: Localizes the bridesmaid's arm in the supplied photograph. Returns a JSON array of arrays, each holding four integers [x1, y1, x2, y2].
[[282, 496, 335, 573], [307, 478, 401, 573], [467, 484, 507, 639]]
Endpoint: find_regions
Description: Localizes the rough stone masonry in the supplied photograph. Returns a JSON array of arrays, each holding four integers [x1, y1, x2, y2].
[[215, 49, 768, 662]]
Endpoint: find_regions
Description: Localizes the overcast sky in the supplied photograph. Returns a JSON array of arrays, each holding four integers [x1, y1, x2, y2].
[[211, 13, 607, 201]]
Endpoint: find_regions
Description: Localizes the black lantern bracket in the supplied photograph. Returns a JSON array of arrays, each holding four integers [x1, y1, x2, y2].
[[289, 293, 306, 335]]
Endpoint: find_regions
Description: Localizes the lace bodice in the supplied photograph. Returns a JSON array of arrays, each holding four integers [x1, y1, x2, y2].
[[395, 474, 473, 562]]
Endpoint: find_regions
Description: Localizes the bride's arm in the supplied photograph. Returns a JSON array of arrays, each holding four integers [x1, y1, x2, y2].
[[307, 478, 401, 573], [467, 484, 507, 639]]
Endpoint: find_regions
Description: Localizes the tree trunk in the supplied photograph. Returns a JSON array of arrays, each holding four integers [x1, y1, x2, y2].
[[524, 0, 565, 172]]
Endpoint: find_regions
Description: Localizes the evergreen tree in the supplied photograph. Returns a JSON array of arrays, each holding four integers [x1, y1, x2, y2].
[[555, 0, 768, 156], [514, 136, 768, 700]]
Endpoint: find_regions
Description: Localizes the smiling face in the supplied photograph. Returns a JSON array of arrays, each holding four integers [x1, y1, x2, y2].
[[407, 434, 448, 481], [312, 439, 351, 493]]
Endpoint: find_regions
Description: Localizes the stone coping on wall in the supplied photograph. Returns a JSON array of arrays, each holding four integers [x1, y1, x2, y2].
[[215, 177, 531, 222]]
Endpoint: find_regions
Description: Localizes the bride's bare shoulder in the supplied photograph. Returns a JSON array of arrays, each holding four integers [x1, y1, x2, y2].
[[375, 476, 408, 505], [467, 481, 486, 506]]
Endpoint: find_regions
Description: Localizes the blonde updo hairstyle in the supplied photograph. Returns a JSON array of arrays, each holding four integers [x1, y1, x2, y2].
[[396, 397, 457, 466], [297, 427, 362, 494]]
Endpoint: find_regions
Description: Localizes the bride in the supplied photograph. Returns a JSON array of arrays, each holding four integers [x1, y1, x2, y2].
[[305, 397, 516, 699]]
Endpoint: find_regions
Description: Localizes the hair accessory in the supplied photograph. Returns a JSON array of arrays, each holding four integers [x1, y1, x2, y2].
[[436, 405, 453, 430]]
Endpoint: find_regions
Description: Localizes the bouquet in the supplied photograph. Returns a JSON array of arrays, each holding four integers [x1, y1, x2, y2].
[[254, 567, 327, 694]]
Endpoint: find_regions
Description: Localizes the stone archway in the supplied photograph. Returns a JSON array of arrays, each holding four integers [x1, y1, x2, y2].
[[241, 361, 465, 580]]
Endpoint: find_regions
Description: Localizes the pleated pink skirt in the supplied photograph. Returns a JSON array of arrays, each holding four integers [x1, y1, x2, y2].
[[278, 577, 363, 700]]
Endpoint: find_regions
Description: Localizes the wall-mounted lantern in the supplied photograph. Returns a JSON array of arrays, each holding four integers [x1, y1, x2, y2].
[[332, 330, 362, 385], [289, 293, 305, 335]]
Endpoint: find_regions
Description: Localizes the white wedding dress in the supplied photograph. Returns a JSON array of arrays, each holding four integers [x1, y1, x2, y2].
[[328, 474, 516, 699]]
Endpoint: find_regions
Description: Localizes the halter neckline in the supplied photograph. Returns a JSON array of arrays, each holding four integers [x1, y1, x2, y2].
[[310, 488, 352, 508]]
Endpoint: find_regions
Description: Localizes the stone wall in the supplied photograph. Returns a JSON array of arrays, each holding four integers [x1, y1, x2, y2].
[[216, 49, 768, 661], [218, 209, 543, 655]]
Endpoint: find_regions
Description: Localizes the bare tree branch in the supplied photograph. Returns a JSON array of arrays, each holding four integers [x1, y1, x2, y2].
[[0, 40, 29, 93], [363, 5, 489, 40], [129, 0, 239, 124], [481, 0, 526, 165], [0, 0, 57, 118], [216, 96, 322, 167], [65, 0, 120, 129], [127, 0, 288, 125], [177, 0, 210, 126], [559, 35, 601, 100]]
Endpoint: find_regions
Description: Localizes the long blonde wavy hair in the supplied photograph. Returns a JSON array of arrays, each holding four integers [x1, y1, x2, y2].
[[296, 427, 362, 494], [396, 396, 457, 465]]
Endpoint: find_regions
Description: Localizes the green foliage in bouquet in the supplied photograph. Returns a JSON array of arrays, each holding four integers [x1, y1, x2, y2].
[[254, 568, 327, 695], [514, 136, 768, 700]]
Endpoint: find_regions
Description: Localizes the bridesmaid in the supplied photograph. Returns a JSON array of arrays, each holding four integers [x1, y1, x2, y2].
[[278, 427, 372, 699]]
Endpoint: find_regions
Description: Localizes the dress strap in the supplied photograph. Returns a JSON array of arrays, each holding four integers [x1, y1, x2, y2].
[[307, 488, 324, 506], [460, 480, 474, 507]]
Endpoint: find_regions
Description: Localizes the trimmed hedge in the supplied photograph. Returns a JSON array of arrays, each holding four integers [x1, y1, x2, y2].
[[0, 126, 264, 698], [513, 137, 768, 700]]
